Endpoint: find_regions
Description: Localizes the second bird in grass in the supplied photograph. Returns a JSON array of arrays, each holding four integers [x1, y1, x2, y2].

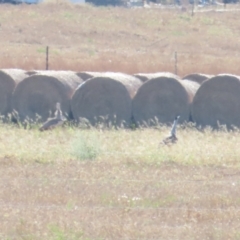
[[39, 102, 66, 131], [161, 115, 180, 146]]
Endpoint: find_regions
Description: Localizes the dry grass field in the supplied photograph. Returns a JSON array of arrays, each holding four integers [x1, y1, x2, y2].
[[0, 122, 240, 239], [1, 2, 240, 239], [0, 2, 240, 76]]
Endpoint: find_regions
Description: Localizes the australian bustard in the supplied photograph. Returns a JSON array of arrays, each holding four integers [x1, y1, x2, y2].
[[39, 102, 65, 131], [161, 115, 180, 146]]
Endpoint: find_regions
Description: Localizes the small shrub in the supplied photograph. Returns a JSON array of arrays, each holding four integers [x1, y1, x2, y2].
[[48, 224, 84, 240], [71, 133, 100, 161]]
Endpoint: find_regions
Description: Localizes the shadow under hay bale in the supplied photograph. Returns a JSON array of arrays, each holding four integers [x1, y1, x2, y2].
[[12, 71, 83, 122], [132, 76, 200, 126], [25, 70, 39, 76], [133, 72, 179, 82], [0, 69, 28, 117], [191, 74, 240, 129], [182, 73, 213, 85], [76, 71, 103, 81], [71, 73, 142, 127]]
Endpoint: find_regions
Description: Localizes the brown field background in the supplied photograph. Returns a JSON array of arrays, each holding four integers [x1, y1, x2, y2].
[[1, 2, 240, 239], [1, 2, 240, 76]]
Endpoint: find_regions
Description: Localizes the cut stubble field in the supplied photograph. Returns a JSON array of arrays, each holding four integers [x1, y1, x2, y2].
[[0, 123, 240, 239]]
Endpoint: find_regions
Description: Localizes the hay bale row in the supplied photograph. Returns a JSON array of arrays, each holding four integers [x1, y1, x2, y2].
[[4, 69, 239, 129], [0, 70, 204, 127]]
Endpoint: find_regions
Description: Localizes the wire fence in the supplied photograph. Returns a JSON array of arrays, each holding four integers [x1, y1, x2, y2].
[[2, 45, 240, 76]]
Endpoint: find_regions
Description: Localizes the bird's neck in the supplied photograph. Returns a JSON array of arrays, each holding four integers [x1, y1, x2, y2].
[[171, 119, 178, 136], [55, 109, 63, 119]]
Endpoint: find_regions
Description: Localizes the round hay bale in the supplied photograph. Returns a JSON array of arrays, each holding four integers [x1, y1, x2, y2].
[[132, 76, 200, 126], [133, 72, 179, 82], [191, 74, 240, 129], [182, 73, 213, 84], [0, 69, 28, 116], [12, 71, 83, 122], [71, 73, 142, 127]]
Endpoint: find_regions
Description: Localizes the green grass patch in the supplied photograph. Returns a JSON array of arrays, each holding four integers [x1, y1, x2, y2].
[[71, 132, 100, 161]]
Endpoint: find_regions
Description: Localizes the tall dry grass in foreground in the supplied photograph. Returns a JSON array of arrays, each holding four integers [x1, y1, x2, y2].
[[0, 122, 240, 239]]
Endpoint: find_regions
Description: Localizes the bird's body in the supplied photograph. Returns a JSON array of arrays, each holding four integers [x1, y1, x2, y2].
[[54, 102, 63, 119], [39, 102, 65, 131], [160, 116, 180, 146], [39, 117, 65, 131], [162, 134, 178, 145]]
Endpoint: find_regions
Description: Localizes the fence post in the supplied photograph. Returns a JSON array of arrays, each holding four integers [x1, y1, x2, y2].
[[191, 0, 194, 16], [174, 51, 178, 75], [46, 46, 49, 70]]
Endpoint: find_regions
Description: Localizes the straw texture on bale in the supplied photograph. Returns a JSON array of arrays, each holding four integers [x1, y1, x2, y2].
[[191, 74, 240, 129], [0, 69, 28, 116], [13, 71, 83, 122], [132, 76, 200, 126], [182, 73, 213, 84], [76, 71, 139, 82], [134, 72, 179, 82], [71, 73, 142, 127]]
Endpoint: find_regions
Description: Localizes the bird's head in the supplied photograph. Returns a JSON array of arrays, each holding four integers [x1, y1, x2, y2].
[[56, 102, 61, 109], [175, 115, 180, 120]]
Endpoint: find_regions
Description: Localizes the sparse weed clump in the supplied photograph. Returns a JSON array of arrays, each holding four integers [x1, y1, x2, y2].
[[71, 131, 100, 161], [48, 224, 84, 240]]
